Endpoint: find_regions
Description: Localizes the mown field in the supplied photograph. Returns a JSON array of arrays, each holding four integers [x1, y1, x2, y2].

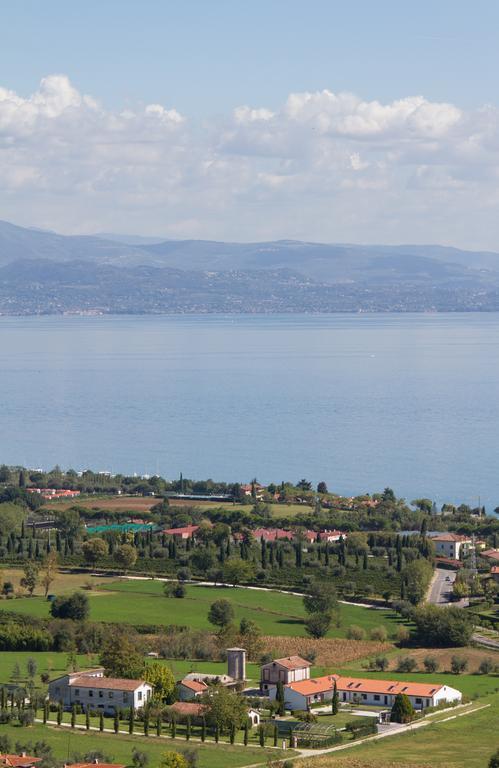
[[302, 692, 499, 768], [0, 651, 98, 686], [0, 577, 404, 639], [0, 720, 287, 768]]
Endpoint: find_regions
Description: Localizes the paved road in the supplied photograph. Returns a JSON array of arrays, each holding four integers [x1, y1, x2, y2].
[[428, 567, 457, 605]]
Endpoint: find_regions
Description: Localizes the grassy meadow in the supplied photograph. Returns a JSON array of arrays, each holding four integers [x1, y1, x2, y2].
[[0, 576, 404, 639]]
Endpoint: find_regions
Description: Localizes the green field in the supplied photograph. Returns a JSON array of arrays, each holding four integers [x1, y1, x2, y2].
[[310, 693, 499, 768], [0, 579, 403, 639], [0, 651, 99, 687], [0, 721, 288, 768]]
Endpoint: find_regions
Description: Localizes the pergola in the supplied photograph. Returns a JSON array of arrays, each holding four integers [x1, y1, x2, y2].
[[291, 721, 339, 748]]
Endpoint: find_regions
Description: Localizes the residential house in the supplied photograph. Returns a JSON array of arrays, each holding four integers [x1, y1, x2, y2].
[[278, 674, 462, 711], [253, 528, 294, 543], [177, 678, 209, 701], [240, 483, 265, 501], [260, 656, 311, 693], [430, 533, 473, 560], [163, 524, 199, 539], [48, 670, 152, 713], [169, 701, 207, 719]]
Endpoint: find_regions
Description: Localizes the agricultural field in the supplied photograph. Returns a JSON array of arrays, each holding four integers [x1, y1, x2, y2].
[[0, 567, 105, 593], [0, 720, 288, 768], [0, 577, 405, 640], [302, 692, 499, 768]]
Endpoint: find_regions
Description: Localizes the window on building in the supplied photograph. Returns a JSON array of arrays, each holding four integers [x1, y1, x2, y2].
[[75, 689, 80, 696], [374, 695, 380, 701], [138, 691, 142, 701], [88, 691, 93, 697], [123, 693, 128, 703], [98, 691, 103, 698], [362, 694, 367, 700], [416, 698, 422, 704], [108, 692, 114, 698]]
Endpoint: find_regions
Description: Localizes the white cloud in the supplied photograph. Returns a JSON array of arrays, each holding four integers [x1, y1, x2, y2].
[[2, 75, 499, 247]]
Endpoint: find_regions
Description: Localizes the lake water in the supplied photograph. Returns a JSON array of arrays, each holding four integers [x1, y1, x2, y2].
[[1, 313, 498, 512]]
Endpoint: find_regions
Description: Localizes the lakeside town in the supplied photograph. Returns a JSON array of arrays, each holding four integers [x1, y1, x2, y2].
[[0, 466, 498, 768]]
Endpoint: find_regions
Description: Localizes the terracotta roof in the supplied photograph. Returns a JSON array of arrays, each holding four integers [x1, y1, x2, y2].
[[267, 655, 312, 670], [170, 702, 208, 717], [179, 678, 208, 692], [491, 566, 499, 574], [482, 549, 499, 560], [68, 764, 125, 768], [70, 676, 148, 691], [287, 674, 443, 699], [0, 757, 42, 768], [163, 525, 199, 536], [430, 533, 471, 542]]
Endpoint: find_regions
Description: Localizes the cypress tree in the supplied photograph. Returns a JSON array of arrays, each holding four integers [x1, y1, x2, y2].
[[186, 716, 191, 740], [201, 718, 206, 742], [85, 707, 90, 730], [114, 710, 119, 733], [71, 704, 76, 728], [129, 708, 135, 734], [144, 711, 149, 736], [259, 726, 265, 747], [43, 701, 48, 724], [243, 720, 248, 746], [273, 724, 278, 747], [215, 723, 219, 743], [57, 703, 62, 725], [229, 722, 235, 745], [171, 716, 176, 739], [156, 717, 161, 737], [99, 711, 104, 731], [332, 681, 339, 715]]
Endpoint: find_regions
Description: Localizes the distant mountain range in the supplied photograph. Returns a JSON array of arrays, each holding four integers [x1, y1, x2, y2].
[[1, 219, 499, 314]]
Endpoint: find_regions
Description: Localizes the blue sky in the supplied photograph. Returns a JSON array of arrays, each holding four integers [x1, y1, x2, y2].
[[3, 0, 498, 114], [2, 1, 499, 247]]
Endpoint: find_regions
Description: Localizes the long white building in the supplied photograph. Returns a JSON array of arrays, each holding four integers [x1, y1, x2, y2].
[[273, 673, 462, 711]]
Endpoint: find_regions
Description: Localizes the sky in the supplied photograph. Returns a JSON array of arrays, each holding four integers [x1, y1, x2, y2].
[[2, 0, 499, 247]]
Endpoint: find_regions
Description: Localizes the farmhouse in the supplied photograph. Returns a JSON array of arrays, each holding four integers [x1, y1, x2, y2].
[[48, 669, 152, 713], [430, 533, 473, 560], [482, 549, 499, 562], [277, 674, 462, 711], [260, 655, 311, 693]]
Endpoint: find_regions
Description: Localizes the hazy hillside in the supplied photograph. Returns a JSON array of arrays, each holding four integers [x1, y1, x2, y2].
[[1, 219, 499, 314]]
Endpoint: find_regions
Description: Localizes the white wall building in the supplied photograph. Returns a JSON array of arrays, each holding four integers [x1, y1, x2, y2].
[[430, 533, 473, 560], [48, 670, 152, 714], [279, 674, 462, 712]]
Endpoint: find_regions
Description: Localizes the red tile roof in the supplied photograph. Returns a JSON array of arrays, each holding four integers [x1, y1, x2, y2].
[[431, 533, 472, 542], [163, 525, 199, 537], [68, 764, 125, 768], [0, 757, 42, 768], [179, 678, 208, 692], [482, 549, 499, 560], [287, 674, 443, 699], [267, 655, 312, 671], [70, 676, 148, 691], [170, 702, 208, 717]]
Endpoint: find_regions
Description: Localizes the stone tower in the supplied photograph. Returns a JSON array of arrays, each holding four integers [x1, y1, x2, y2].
[[226, 647, 246, 681]]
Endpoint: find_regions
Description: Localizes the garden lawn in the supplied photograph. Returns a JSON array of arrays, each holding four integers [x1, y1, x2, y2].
[[0, 579, 406, 638], [0, 720, 287, 768], [303, 692, 499, 768]]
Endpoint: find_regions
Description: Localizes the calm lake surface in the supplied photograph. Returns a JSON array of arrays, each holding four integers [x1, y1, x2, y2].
[[1, 313, 498, 511]]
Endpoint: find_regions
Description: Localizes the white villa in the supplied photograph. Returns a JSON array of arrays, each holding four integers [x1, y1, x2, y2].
[[430, 533, 473, 560], [48, 669, 152, 714], [273, 673, 462, 712]]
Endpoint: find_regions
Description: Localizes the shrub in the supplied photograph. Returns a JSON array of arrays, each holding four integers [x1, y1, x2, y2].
[[478, 658, 495, 675], [423, 656, 439, 673], [370, 626, 388, 642], [390, 693, 415, 723], [396, 656, 417, 673], [450, 655, 468, 674], [372, 655, 389, 671], [305, 613, 331, 638], [346, 625, 365, 641]]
